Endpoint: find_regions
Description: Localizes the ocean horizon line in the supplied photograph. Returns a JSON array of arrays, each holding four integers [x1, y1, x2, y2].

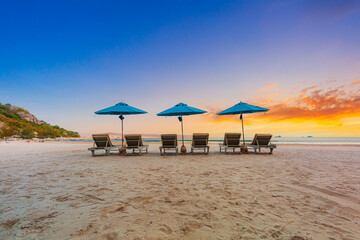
[[50, 137, 360, 145]]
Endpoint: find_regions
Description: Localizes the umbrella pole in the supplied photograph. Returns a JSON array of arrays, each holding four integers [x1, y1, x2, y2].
[[121, 115, 124, 147], [241, 113, 245, 145], [181, 116, 184, 146]]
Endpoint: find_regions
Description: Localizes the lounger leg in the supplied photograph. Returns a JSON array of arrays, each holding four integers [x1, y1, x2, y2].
[[270, 148, 273, 154], [176, 148, 178, 155], [105, 150, 110, 156], [91, 150, 95, 157], [207, 147, 209, 154], [219, 146, 221, 152], [225, 147, 227, 154]]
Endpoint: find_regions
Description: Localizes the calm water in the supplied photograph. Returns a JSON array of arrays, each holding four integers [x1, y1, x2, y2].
[[63, 137, 360, 145]]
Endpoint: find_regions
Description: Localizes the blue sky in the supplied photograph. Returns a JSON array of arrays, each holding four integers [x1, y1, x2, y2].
[[1, 1, 360, 137]]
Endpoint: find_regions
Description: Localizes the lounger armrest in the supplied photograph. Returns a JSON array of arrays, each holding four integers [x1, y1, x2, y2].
[[246, 144, 256, 148], [247, 144, 276, 148], [257, 144, 277, 148], [88, 147, 105, 150], [105, 146, 121, 149], [160, 146, 177, 149]]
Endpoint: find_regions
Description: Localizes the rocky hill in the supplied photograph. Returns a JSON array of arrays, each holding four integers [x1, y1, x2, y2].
[[8, 106, 42, 124], [0, 103, 79, 138]]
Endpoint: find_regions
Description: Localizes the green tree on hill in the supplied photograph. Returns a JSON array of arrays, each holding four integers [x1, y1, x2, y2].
[[21, 127, 35, 139], [0, 103, 80, 138]]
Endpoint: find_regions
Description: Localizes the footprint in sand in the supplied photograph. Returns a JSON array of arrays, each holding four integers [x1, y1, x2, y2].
[[159, 224, 173, 234], [1, 219, 20, 229], [291, 236, 305, 240], [181, 220, 201, 234], [103, 232, 119, 240], [52, 195, 72, 202], [269, 229, 282, 238]]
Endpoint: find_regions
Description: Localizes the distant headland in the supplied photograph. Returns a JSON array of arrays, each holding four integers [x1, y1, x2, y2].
[[0, 103, 79, 139]]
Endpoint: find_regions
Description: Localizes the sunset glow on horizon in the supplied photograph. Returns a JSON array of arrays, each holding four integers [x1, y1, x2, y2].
[[202, 80, 360, 137]]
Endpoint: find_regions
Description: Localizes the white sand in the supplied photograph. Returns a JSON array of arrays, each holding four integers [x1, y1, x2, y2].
[[0, 142, 360, 240]]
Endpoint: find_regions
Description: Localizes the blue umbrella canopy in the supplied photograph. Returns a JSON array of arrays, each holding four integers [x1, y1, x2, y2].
[[95, 102, 147, 115], [157, 103, 207, 149], [217, 102, 269, 145], [217, 102, 269, 115], [157, 103, 207, 116], [95, 102, 147, 147]]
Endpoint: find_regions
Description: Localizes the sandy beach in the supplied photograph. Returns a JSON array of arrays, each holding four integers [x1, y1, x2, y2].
[[0, 142, 360, 240]]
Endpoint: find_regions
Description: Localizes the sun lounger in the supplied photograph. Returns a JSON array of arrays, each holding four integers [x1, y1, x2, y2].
[[246, 134, 276, 154], [191, 133, 210, 154], [159, 134, 178, 155], [88, 134, 122, 156], [124, 134, 149, 155], [219, 133, 243, 154]]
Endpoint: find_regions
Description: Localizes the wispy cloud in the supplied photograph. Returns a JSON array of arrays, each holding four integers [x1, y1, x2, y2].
[[300, 85, 317, 93], [207, 80, 360, 127], [257, 82, 278, 92]]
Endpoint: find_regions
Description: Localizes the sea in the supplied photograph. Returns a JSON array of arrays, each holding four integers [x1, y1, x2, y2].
[[60, 137, 360, 145]]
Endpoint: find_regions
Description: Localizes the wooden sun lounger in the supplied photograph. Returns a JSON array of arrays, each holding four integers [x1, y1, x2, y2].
[[219, 133, 243, 154], [159, 134, 178, 155], [88, 134, 122, 156], [125, 134, 149, 155], [191, 133, 210, 154], [246, 134, 276, 154]]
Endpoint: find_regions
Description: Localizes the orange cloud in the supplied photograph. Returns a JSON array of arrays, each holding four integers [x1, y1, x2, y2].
[[352, 80, 360, 84], [207, 81, 360, 130], [257, 82, 278, 92], [265, 87, 360, 122], [300, 85, 317, 93]]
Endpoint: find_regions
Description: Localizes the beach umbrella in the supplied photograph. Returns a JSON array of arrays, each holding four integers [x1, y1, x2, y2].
[[217, 102, 269, 145], [95, 102, 147, 147], [157, 103, 207, 153]]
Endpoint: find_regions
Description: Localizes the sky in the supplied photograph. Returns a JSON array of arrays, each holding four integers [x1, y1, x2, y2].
[[1, 0, 360, 138]]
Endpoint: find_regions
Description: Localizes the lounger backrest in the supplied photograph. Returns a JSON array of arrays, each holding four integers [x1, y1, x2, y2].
[[192, 133, 209, 147], [224, 133, 241, 146], [251, 134, 272, 145], [92, 134, 113, 147], [125, 134, 143, 147], [161, 134, 177, 148]]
